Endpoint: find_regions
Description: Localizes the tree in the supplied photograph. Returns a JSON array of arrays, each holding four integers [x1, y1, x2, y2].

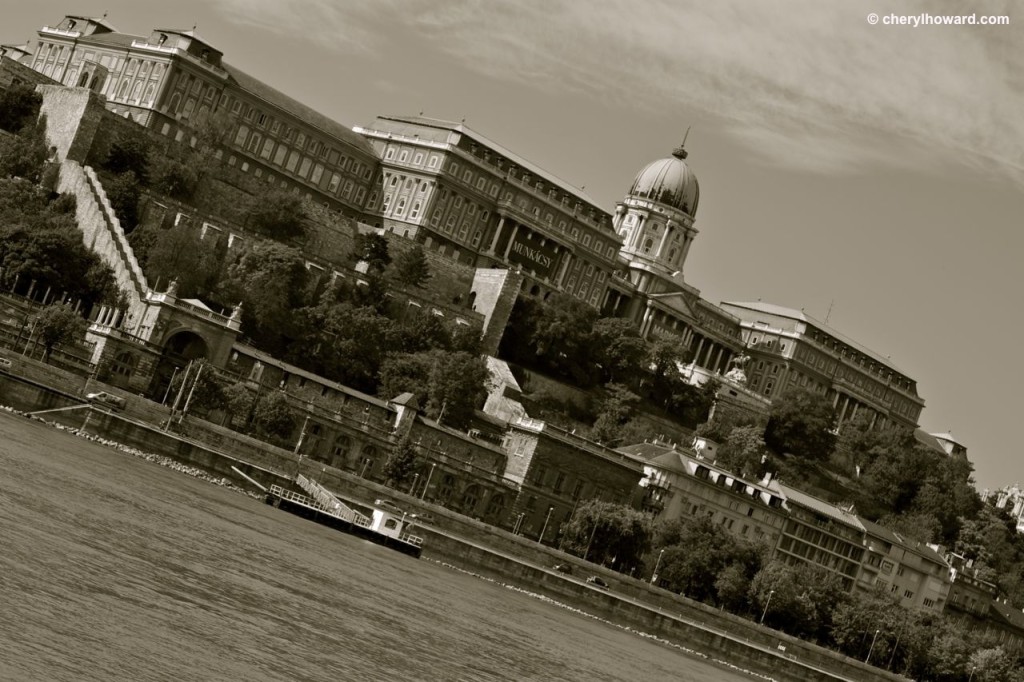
[[222, 381, 254, 427], [32, 304, 87, 361], [353, 232, 391, 272], [105, 170, 142, 231], [591, 317, 646, 384], [529, 292, 599, 384], [149, 156, 201, 200], [0, 83, 41, 133], [383, 433, 420, 487], [380, 350, 490, 430], [559, 500, 652, 573], [0, 118, 49, 181], [220, 241, 309, 355], [251, 391, 297, 444], [589, 383, 642, 446], [389, 243, 431, 287], [243, 188, 309, 240], [763, 387, 837, 461], [104, 129, 153, 181], [142, 223, 223, 297], [652, 516, 761, 604], [715, 424, 768, 479]]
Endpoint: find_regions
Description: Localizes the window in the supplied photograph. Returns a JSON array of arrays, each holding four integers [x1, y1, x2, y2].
[[298, 157, 312, 178], [260, 138, 274, 160], [903, 589, 914, 599], [385, 147, 395, 159], [414, 152, 424, 165], [428, 155, 439, 168], [410, 201, 422, 219], [328, 173, 341, 193], [246, 133, 262, 154], [311, 163, 325, 184], [286, 151, 300, 172], [399, 150, 409, 162], [273, 145, 288, 166], [394, 197, 407, 216]]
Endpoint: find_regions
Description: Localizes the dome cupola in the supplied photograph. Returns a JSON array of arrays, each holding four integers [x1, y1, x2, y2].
[[627, 145, 699, 217]]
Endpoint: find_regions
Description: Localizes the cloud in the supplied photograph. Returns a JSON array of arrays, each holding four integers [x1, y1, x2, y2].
[[212, 0, 1024, 178]]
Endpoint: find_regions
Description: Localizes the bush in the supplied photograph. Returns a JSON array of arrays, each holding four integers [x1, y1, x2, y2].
[[0, 84, 41, 133], [104, 130, 153, 181], [105, 171, 142, 231], [150, 156, 200, 200]]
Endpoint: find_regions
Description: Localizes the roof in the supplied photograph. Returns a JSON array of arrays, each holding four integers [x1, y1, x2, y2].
[[646, 450, 691, 476], [180, 297, 212, 312], [65, 15, 119, 32], [616, 441, 683, 461], [369, 115, 603, 209], [722, 301, 910, 376], [988, 599, 1024, 631], [74, 31, 140, 49], [224, 63, 376, 158], [775, 483, 866, 532], [914, 429, 947, 455], [154, 28, 215, 45]]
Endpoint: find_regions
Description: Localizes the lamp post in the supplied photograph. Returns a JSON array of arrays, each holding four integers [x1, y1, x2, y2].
[[538, 506, 554, 544], [420, 462, 436, 500], [760, 590, 775, 624], [409, 473, 419, 496], [650, 548, 665, 585], [161, 365, 181, 406], [584, 521, 599, 561], [293, 414, 310, 454], [865, 629, 880, 665]]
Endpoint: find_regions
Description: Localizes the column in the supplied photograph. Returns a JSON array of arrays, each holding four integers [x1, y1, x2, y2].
[[629, 214, 647, 249], [488, 216, 506, 254], [693, 337, 706, 364], [640, 304, 654, 339], [556, 252, 572, 287], [713, 346, 725, 373], [501, 224, 520, 261], [655, 222, 674, 259]]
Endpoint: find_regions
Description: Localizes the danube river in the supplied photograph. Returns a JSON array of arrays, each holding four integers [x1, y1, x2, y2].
[[0, 412, 756, 681]]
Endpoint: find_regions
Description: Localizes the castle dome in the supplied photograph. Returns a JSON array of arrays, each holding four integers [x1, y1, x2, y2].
[[628, 145, 699, 217]]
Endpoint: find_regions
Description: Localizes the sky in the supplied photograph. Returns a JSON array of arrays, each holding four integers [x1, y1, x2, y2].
[[5, 1, 1022, 491]]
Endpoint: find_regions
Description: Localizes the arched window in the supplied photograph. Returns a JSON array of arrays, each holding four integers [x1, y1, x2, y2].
[[143, 83, 156, 104], [76, 70, 89, 87], [642, 237, 654, 253], [485, 494, 505, 520], [461, 485, 481, 513], [130, 81, 143, 102], [168, 92, 181, 113], [437, 474, 455, 503], [117, 79, 130, 99]]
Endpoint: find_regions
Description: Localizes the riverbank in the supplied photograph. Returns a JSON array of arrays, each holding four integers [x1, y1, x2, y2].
[[0, 369, 908, 682]]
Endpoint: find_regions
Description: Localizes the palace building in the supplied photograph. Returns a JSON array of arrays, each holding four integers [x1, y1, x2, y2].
[[24, 15, 379, 219], [719, 302, 925, 430], [8, 14, 925, 431]]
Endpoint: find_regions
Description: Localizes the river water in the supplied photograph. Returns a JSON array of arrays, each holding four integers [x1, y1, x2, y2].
[[0, 412, 755, 681]]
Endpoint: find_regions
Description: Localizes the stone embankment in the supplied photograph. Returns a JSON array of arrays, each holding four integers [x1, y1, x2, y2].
[[0, 369, 908, 682]]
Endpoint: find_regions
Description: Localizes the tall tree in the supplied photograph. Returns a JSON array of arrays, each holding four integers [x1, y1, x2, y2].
[[383, 433, 420, 487], [559, 500, 652, 573], [763, 387, 837, 461], [32, 304, 87, 361], [591, 317, 646, 384], [0, 83, 41, 133], [389, 243, 431, 287]]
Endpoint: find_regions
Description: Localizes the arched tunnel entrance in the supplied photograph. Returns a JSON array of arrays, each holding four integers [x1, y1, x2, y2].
[[148, 330, 209, 401]]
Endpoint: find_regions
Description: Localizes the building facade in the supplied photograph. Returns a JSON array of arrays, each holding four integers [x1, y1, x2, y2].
[[629, 441, 787, 547], [354, 115, 623, 310], [719, 302, 925, 430], [24, 15, 380, 218]]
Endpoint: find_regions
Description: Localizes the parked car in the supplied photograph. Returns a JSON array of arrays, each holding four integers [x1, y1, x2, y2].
[[85, 391, 126, 410], [586, 576, 609, 590], [553, 563, 573, 575], [0, 356, 12, 370]]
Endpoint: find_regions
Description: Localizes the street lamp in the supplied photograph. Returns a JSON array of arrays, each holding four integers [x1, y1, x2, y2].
[[760, 590, 775, 624], [409, 473, 419, 496], [650, 548, 665, 585], [865, 629, 880, 665], [538, 506, 554, 544], [420, 462, 436, 500]]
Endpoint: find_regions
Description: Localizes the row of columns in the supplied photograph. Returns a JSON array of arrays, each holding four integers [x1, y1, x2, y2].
[[491, 216, 575, 289], [832, 391, 890, 431], [94, 305, 124, 328]]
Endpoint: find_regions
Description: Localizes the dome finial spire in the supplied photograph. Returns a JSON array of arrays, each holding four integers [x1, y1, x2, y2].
[[672, 126, 691, 159]]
